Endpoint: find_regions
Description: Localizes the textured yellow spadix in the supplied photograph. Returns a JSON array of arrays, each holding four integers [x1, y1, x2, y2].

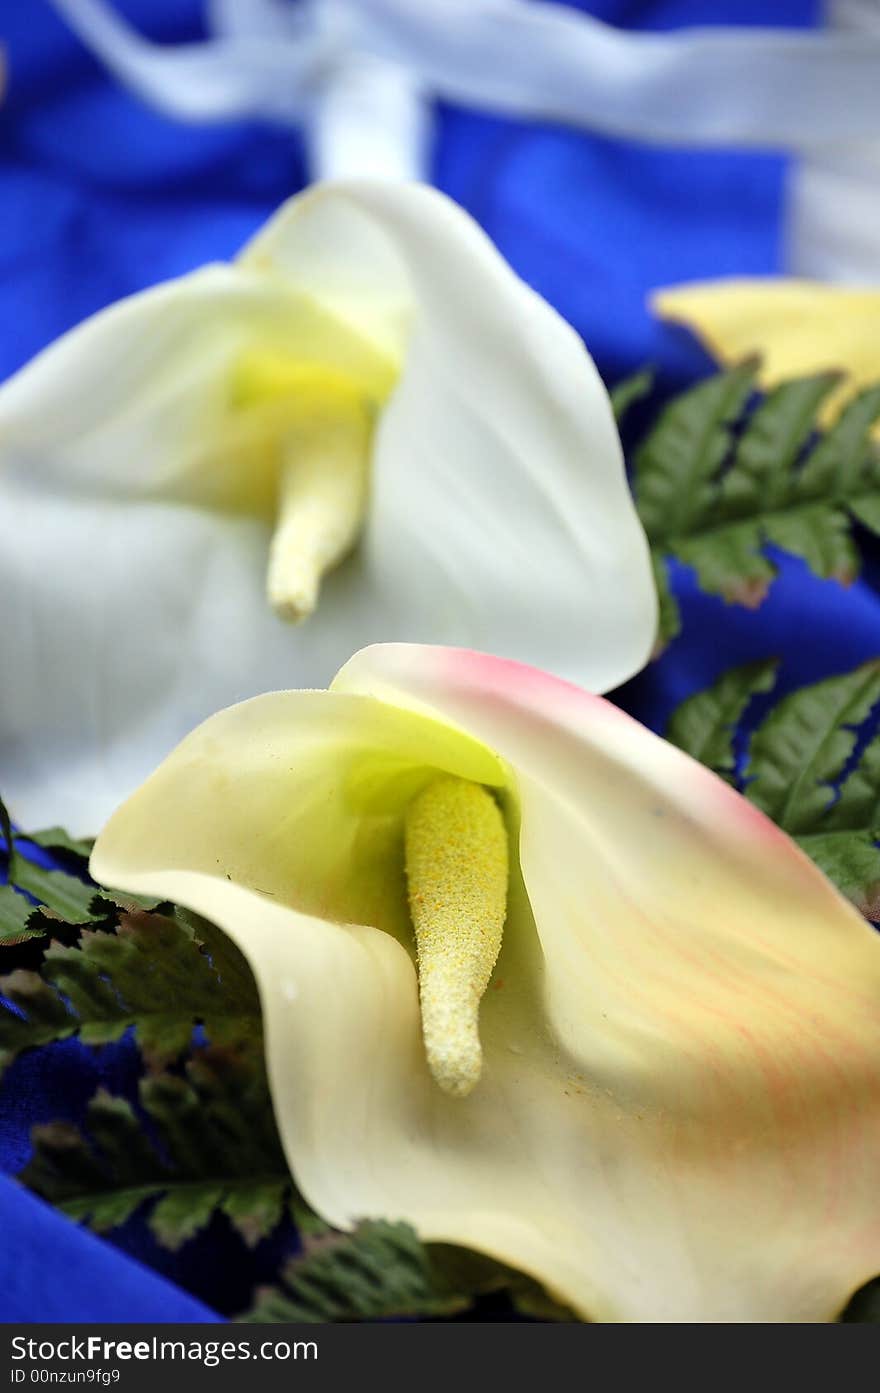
[[404, 776, 509, 1098], [233, 351, 376, 622]]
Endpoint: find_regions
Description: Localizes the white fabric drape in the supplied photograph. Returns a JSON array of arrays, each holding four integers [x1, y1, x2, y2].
[[49, 0, 880, 185]]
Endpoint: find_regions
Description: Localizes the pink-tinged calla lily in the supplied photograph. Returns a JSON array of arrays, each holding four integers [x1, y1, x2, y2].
[[0, 180, 656, 836], [91, 642, 880, 1323], [653, 280, 880, 431]]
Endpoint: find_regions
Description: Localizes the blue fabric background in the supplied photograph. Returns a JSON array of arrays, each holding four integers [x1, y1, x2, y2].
[[6, 0, 877, 1324]]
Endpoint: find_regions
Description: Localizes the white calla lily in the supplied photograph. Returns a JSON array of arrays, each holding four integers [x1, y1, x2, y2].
[[92, 642, 880, 1323], [0, 180, 656, 836]]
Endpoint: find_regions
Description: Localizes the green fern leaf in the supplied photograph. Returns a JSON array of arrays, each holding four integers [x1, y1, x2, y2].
[[0, 885, 42, 945], [666, 659, 778, 780], [1, 799, 162, 948], [21, 1046, 290, 1250], [610, 368, 654, 423], [238, 1222, 479, 1323], [667, 659, 880, 916], [1, 793, 94, 925], [634, 360, 758, 542], [24, 827, 95, 860], [651, 553, 681, 653], [633, 368, 880, 646], [0, 907, 260, 1076], [9, 860, 100, 924], [745, 663, 880, 832], [238, 1222, 578, 1324]]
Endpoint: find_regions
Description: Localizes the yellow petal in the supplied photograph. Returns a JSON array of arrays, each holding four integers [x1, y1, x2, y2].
[[652, 279, 880, 430]]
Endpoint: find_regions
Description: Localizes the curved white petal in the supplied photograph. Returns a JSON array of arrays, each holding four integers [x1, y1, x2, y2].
[[334, 645, 880, 1319], [0, 492, 280, 834], [0, 263, 394, 510], [0, 184, 654, 834], [0, 259, 393, 834], [244, 181, 657, 692], [93, 644, 880, 1322]]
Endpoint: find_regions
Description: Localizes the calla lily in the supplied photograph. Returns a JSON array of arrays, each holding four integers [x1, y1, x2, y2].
[[91, 642, 880, 1323], [0, 179, 656, 835], [653, 280, 880, 431]]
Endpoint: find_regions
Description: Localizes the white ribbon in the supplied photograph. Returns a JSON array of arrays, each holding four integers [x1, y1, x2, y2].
[[49, 0, 880, 185], [788, 0, 880, 282]]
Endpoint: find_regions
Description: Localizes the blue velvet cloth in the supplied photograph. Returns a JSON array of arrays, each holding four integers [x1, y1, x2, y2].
[[2, 1176, 218, 1322], [6, 0, 869, 1324]]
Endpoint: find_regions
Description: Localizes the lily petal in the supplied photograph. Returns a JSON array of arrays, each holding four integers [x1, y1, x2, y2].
[[0, 263, 394, 512], [93, 643, 880, 1322], [653, 279, 880, 430], [244, 182, 658, 686], [1, 183, 655, 834]]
